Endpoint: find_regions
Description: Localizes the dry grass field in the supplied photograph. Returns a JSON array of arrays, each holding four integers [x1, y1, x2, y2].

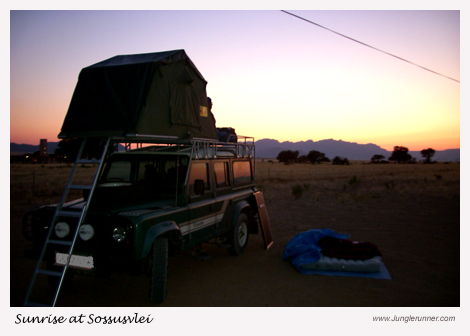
[[10, 160, 460, 307]]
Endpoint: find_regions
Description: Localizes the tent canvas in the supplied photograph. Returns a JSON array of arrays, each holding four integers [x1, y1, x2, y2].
[[59, 49, 218, 140]]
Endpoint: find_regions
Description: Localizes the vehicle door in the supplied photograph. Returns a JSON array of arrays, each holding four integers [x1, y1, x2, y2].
[[186, 161, 217, 246], [212, 160, 232, 233]]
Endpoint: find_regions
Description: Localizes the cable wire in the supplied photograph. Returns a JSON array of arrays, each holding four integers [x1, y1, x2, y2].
[[281, 10, 460, 83]]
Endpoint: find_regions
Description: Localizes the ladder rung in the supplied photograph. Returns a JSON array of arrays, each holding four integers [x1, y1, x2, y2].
[[69, 184, 92, 190], [57, 210, 82, 218], [24, 301, 51, 307], [76, 159, 101, 164], [47, 239, 73, 246], [37, 269, 63, 277]]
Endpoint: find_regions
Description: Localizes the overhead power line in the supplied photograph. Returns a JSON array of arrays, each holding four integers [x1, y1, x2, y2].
[[281, 10, 460, 83]]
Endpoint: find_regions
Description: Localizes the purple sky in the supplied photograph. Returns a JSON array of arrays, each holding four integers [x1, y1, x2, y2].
[[10, 10, 460, 150]]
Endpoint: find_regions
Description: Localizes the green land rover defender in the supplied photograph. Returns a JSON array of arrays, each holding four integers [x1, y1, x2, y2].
[[23, 137, 271, 303], [22, 50, 271, 306]]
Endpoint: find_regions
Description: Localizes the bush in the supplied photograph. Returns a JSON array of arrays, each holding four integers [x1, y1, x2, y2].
[[332, 156, 349, 165], [291, 184, 304, 199], [348, 175, 358, 186]]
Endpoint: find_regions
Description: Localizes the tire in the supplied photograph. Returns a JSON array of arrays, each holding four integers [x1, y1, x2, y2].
[[150, 237, 168, 303], [229, 213, 249, 255]]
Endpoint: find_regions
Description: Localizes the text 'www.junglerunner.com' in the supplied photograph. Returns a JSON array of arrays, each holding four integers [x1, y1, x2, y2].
[[373, 315, 455, 323]]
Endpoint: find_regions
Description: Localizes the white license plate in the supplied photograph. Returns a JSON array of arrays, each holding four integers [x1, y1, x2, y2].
[[55, 253, 94, 270]]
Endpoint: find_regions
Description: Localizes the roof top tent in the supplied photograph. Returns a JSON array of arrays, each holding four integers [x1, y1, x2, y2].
[[58, 49, 218, 142]]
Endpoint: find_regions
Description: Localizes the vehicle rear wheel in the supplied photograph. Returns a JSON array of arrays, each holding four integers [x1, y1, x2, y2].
[[150, 237, 168, 303], [229, 213, 249, 255]]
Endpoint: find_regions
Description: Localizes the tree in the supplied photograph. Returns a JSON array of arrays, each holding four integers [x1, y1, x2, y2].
[[54, 138, 82, 162], [54, 138, 108, 162], [276, 150, 299, 164], [296, 155, 309, 164], [332, 156, 349, 165], [420, 148, 436, 163], [371, 154, 385, 163], [318, 156, 331, 163], [389, 146, 412, 163], [307, 150, 327, 164]]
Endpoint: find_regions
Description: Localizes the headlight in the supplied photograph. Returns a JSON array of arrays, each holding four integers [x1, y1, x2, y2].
[[55, 222, 70, 238], [113, 227, 127, 243], [79, 224, 94, 241]]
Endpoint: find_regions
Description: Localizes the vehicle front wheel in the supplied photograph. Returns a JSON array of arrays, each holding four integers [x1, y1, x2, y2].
[[229, 213, 249, 255], [149, 237, 168, 303]]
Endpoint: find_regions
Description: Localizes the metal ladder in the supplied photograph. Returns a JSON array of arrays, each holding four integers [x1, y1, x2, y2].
[[23, 137, 111, 307]]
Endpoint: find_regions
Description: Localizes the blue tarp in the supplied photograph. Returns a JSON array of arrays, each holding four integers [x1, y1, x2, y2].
[[283, 229, 391, 279], [283, 228, 349, 269]]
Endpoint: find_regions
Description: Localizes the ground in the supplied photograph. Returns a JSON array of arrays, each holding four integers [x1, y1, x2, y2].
[[10, 161, 460, 307]]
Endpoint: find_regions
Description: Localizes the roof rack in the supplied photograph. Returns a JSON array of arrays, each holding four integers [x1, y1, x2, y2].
[[190, 136, 255, 159], [104, 134, 255, 159]]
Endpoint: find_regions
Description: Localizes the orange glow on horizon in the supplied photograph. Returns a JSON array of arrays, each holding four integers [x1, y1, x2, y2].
[[10, 11, 460, 155]]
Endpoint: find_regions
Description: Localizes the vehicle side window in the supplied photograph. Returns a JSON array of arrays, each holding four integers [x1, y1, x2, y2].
[[214, 162, 229, 188], [188, 162, 210, 195], [165, 159, 188, 185], [136, 158, 188, 184], [138, 160, 158, 182], [233, 161, 252, 186]]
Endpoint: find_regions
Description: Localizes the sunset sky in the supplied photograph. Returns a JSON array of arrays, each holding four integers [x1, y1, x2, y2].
[[9, 9, 460, 151]]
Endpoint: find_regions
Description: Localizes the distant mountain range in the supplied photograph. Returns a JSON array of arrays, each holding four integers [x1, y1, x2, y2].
[[254, 138, 460, 162], [10, 138, 460, 162], [10, 142, 59, 154]]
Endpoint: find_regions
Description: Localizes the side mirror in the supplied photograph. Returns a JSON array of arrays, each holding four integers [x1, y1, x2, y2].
[[194, 179, 205, 195]]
